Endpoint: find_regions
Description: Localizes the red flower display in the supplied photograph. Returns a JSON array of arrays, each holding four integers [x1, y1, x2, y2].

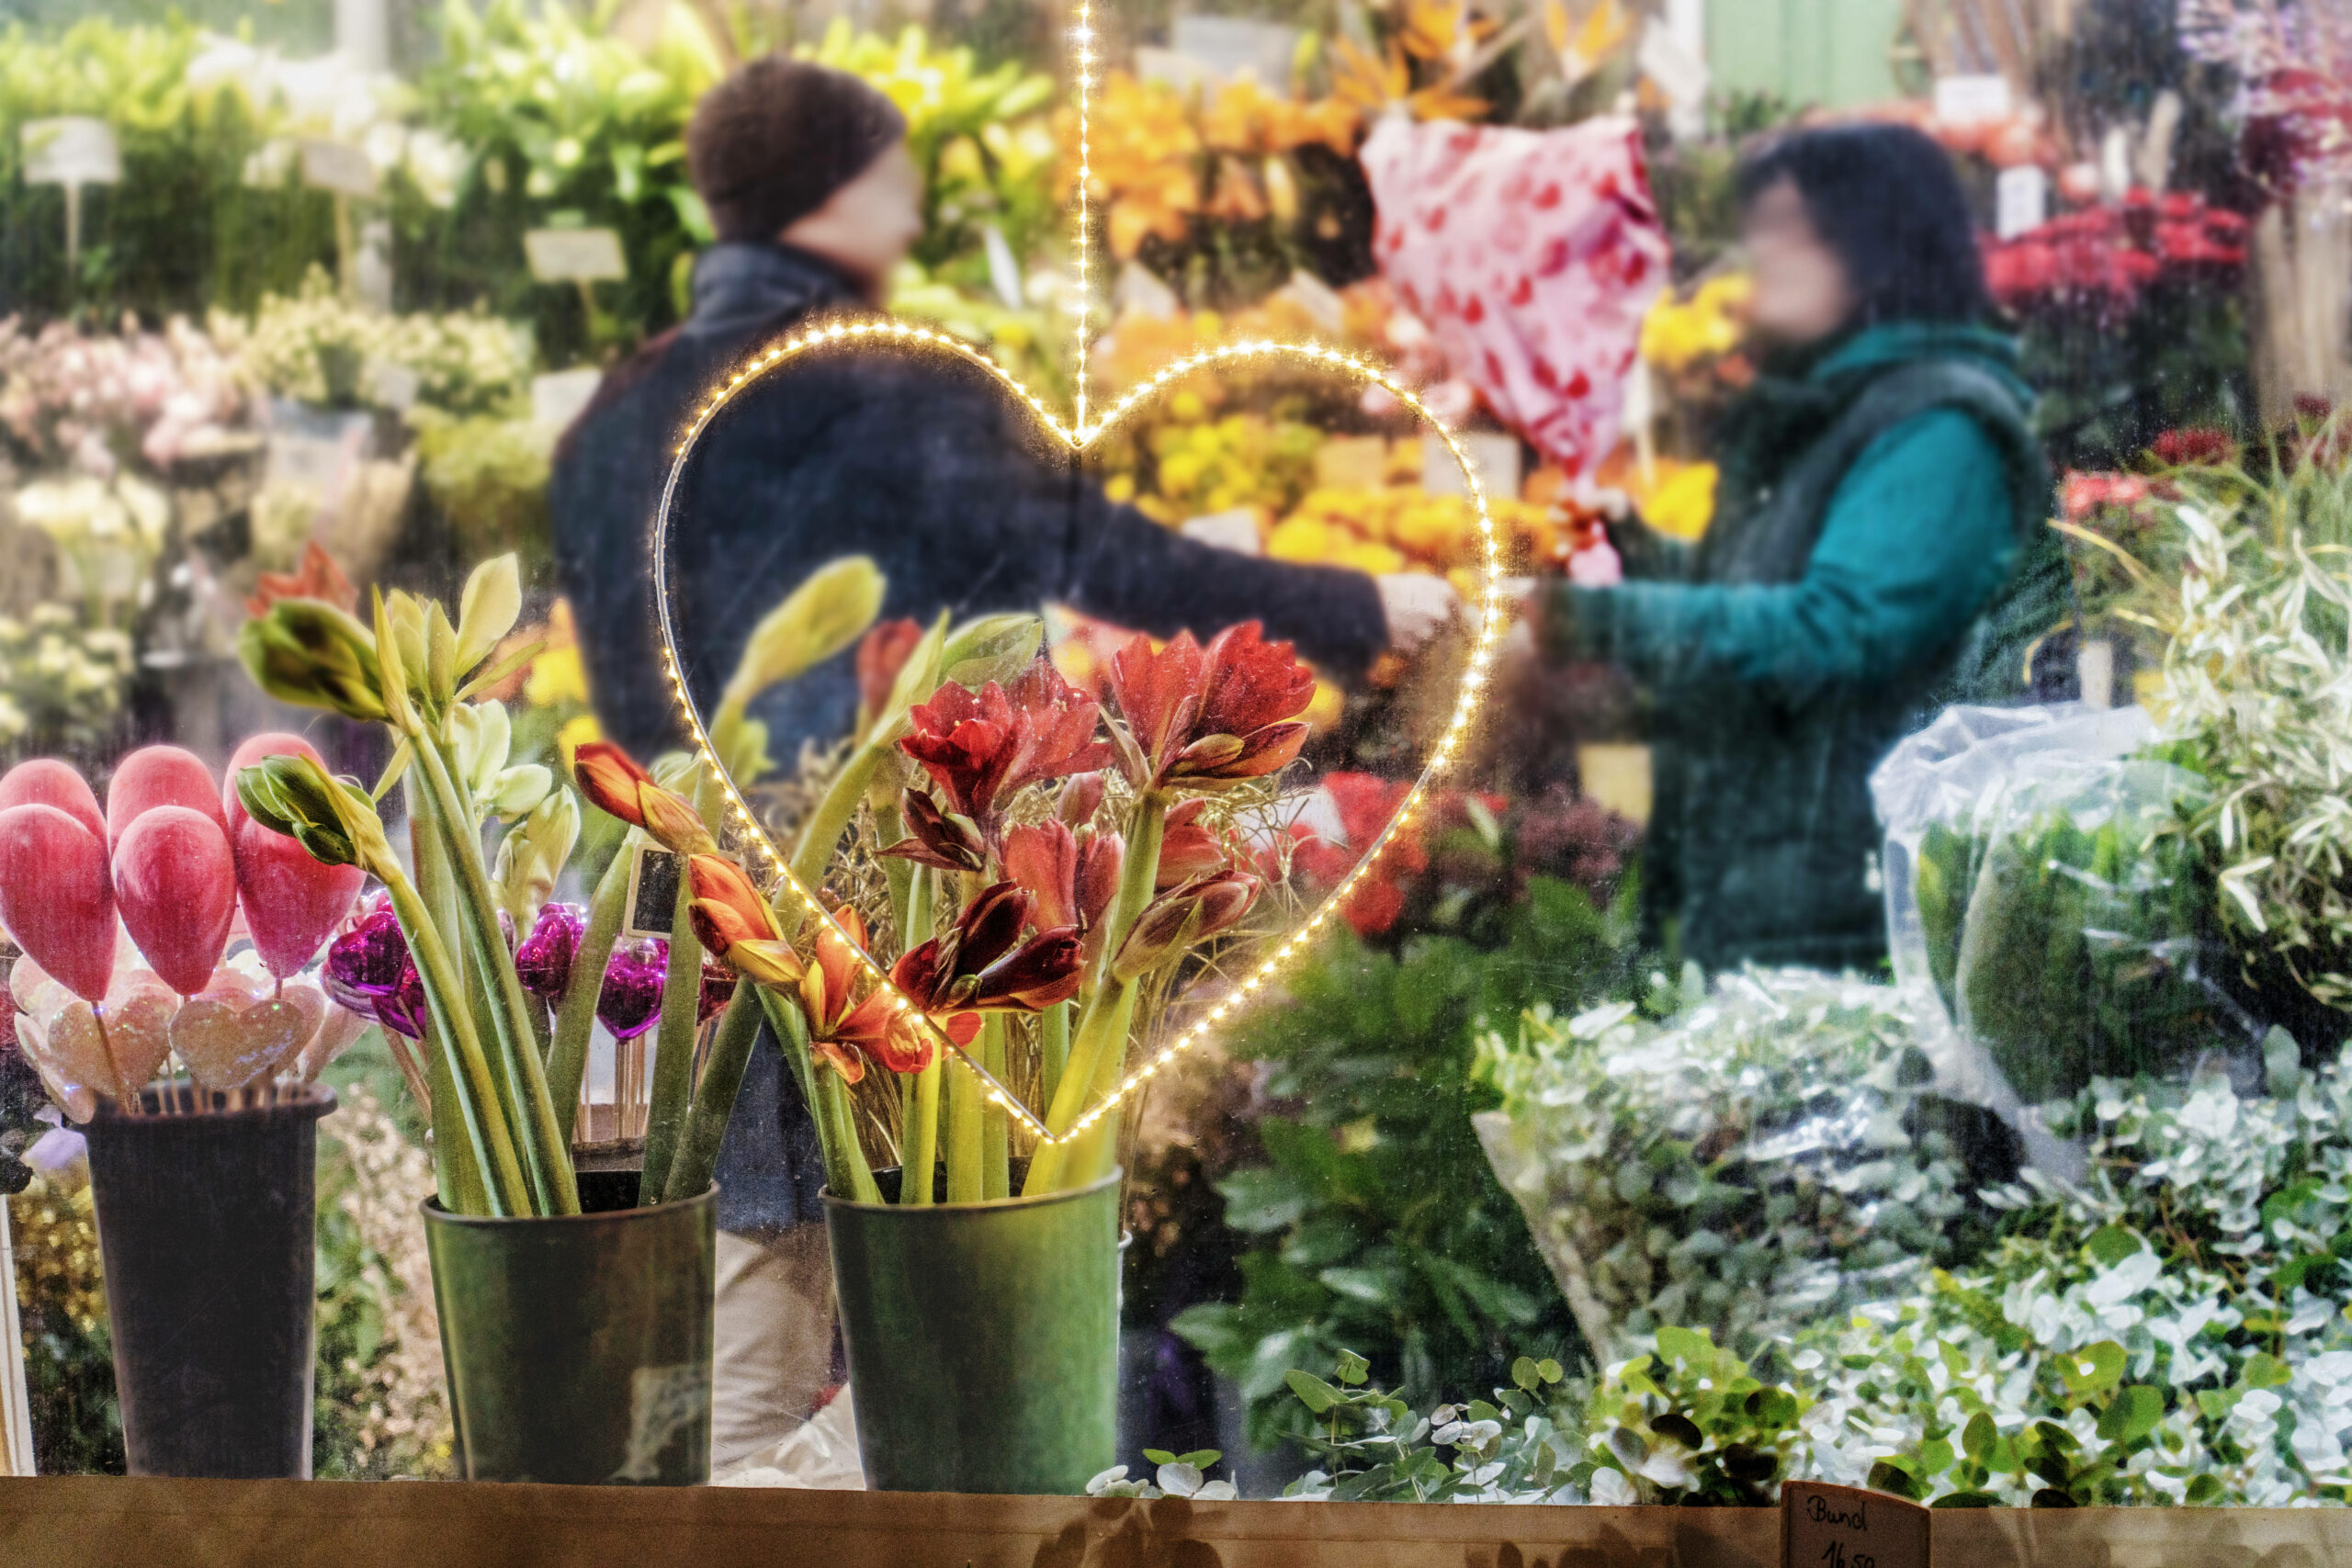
[[1003, 818, 1123, 964], [1983, 190, 2246, 324], [798, 908, 937, 1081], [1106, 622, 1316, 789]]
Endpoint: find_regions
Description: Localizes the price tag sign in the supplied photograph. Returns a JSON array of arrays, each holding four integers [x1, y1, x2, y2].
[[1996, 164, 2049, 240], [623, 844, 684, 941], [1782, 1482, 1929, 1568], [525, 227, 628, 284], [1932, 73, 2012, 126], [300, 139, 379, 198], [531, 367, 604, 432], [22, 118, 119, 186]]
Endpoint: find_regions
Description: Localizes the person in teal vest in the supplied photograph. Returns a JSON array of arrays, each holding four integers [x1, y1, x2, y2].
[[1531, 122, 2066, 973]]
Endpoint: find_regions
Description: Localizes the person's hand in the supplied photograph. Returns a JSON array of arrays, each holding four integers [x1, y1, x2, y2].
[[1374, 573, 1460, 654]]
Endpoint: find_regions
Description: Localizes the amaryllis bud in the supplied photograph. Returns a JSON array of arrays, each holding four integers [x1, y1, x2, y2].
[[597, 938, 667, 1041], [514, 901, 585, 999], [571, 742, 656, 828], [1113, 872, 1261, 983], [1157, 798, 1227, 888], [882, 786, 986, 873], [686, 854, 804, 987]]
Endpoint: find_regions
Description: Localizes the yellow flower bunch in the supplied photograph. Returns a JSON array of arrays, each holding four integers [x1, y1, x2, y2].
[[1138, 408, 1324, 520], [1268, 486, 1555, 577], [1639, 274, 1751, 374], [1074, 72, 1202, 259], [1199, 76, 1360, 158]]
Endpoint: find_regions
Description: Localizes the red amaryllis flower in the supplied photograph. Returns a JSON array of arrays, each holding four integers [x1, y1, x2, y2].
[[573, 742, 714, 855], [856, 617, 925, 733], [897, 657, 1114, 841], [1106, 623, 1315, 788], [1285, 773, 1428, 938], [1003, 819, 1123, 964], [1112, 870, 1261, 982], [891, 880, 1084, 1015], [797, 908, 941, 1081]]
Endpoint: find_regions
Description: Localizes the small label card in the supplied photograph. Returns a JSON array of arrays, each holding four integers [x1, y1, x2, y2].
[[525, 227, 628, 284], [22, 117, 119, 186], [623, 843, 684, 941], [1932, 73, 2012, 126], [300, 138, 379, 198], [1783, 1483, 1929, 1568]]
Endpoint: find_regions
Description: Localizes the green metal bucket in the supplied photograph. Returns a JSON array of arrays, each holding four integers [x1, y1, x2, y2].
[[825, 1166, 1121, 1495], [422, 1173, 716, 1484]]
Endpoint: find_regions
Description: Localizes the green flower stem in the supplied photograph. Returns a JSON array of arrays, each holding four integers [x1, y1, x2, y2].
[[1029, 978, 1138, 1195], [1038, 999, 1070, 1111], [876, 802, 913, 943], [549, 833, 634, 1145], [901, 1050, 942, 1206], [787, 728, 899, 916], [981, 1011, 1010, 1201], [1023, 788, 1166, 1196], [638, 870, 705, 1206], [379, 868, 533, 1217], [756, 987, 877, 1203], [414, 729, 578, 1215], [406, 780, 485, 1215], [662, 981, 761, 1204], [944, 1031, 983, 1203]]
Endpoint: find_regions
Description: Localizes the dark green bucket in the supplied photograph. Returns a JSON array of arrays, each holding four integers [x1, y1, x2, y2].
[[825, 1165, 1121, 1495], [422, 1173, 716, 1484]]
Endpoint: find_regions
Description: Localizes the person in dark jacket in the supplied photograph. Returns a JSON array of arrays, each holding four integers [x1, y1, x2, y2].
[[550, 57, 1454, 1472], [1529, 123, 2067, 975]]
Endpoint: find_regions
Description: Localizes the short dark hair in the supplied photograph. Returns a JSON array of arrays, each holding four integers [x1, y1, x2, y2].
[[686, 57, 908, 243], [1736, 123, 1993, 327]]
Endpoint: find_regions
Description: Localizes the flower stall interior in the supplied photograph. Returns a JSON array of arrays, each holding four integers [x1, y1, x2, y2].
[[0, 0, 2350, 1557]]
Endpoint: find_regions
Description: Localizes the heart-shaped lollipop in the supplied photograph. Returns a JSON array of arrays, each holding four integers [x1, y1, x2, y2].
[[105, 744, 229, 848], [113, 804, 240, 997], [171, 977, 327, 1094], [0, 800, 118, 1003], [9, 961, 177, 1122], [222, 732, 366, 978]]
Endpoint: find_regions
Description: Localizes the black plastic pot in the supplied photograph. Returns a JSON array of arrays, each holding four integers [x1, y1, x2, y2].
[[423, 1171, 716, 1484], [83, 1081, 336, 1479]]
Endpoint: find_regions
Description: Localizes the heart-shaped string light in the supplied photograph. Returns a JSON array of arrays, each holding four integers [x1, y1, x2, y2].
[[649, 6, 1515, 1147]]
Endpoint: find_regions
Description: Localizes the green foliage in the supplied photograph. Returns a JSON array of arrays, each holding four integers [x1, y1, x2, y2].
[[1477, 969, 1979, 1366], [1171, 876, 1635, 1450], [0, 16, 335, 320]]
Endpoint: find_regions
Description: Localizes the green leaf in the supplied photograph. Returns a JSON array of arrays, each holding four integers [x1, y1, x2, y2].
[[1142, 1449, 1176, 1465], [2242, 1352, 2292, 1390], [1930, 1491, 2002, 1508], [1511, 1356, 1542, 1392], [1655, 1325, 1713, 1370], [1176, 1450, 1222, 1470], [1962, 1411, 1998, 1462], [1334, 1348, 1370, 1386], [1867, 1459, 1926, 1500], [2083, 1224, 2143, 1266], [2059, 1340, 2126, 1396], [1286, 1370, 1342, 1414], [1918, 1437, 1954, 1477], [2096, 1385, 2165, 1445], [2184, 1473, 2224, 1505], [454, 553, 522, 673]]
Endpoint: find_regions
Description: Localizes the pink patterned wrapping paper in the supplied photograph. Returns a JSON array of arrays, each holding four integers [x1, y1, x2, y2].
[[1361, 114, 1670, 480]]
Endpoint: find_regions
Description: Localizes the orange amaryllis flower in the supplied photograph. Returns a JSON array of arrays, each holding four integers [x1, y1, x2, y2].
[[685, 855, 804, 987], [1107, 622, 1317, 788], [892, 881, 1085, 1015], [573, 741, 716, 855], [797, 908, 939, 1081]]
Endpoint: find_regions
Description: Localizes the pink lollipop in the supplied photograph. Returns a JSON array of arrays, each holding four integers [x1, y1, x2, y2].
[[223, 732, 365, 978], [0, 759, 106, 842], [106, 745, 227, 850], [0, 803, 118, 1003], [113, 805, 239, 997]]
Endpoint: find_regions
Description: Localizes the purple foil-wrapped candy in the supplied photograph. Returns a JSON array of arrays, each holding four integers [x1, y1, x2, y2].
[[596, 938, 667, 1041], [514, 902, 586, 1000], [323, 903, 428, 1040]]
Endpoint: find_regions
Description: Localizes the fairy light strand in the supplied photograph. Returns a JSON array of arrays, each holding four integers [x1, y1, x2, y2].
[[648, 319, 1508, 1150]]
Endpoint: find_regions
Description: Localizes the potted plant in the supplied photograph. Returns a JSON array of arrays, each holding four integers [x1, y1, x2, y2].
[[232, 554, 804, 1484], [677, 568, 1323, 1494], [0, 740, 366, 1477]]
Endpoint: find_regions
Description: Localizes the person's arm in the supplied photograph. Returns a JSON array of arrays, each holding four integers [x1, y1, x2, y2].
[[1538, 410, 2019, 707], [1044, 487, 1390, 679]]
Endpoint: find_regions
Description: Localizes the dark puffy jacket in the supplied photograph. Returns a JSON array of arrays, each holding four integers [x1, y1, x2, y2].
[[1542, 323, 2063, 974]]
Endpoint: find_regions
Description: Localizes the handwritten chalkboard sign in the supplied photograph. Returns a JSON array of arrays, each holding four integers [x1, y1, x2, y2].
[[1781, 1482, 1929, 1568]]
